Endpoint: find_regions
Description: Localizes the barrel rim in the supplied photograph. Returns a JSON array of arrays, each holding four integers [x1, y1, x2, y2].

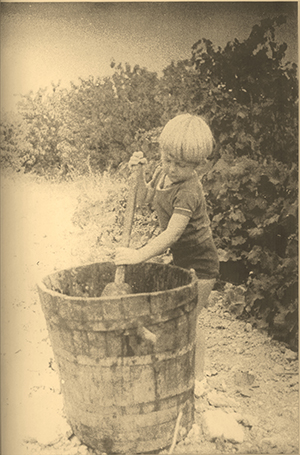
[[37, 261, 198, 301]]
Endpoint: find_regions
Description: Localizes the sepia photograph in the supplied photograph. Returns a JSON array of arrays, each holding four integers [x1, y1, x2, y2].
[[1, 2, 298, 455]]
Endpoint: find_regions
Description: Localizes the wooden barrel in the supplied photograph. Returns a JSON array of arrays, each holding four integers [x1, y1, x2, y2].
[[37, 262, 198, 454]]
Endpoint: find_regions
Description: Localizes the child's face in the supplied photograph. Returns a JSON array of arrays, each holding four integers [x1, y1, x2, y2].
[[161, 151, 197, 183]]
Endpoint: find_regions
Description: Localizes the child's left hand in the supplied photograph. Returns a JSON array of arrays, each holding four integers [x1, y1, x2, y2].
[[115, 247, 143, 265]]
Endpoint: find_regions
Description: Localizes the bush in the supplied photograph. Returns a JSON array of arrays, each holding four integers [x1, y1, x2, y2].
[[0, 66, 163, 176], [203, 154, 298, 348]]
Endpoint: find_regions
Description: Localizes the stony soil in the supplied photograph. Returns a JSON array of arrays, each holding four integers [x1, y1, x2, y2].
[[1, 175, 298, 455]]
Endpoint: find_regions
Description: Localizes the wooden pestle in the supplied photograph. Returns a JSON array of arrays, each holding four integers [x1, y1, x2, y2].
[[101, 163, 143, 296]]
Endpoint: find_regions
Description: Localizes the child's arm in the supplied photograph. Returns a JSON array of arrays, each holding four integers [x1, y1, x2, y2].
[[115, 213, 190, 265]]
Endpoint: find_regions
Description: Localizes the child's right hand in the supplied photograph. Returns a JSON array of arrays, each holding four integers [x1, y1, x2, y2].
[[128, 151, 147, 168]]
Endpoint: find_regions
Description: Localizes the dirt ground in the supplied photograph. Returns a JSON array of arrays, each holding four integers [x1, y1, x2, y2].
[[1, 175, 298, 455]]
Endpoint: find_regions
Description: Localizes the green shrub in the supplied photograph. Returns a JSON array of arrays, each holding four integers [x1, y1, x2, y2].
[[203, 155, 298, 348]]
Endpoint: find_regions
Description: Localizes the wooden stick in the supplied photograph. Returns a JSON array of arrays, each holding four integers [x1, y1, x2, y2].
[[114, 163, 143, 284], [169, 410, 183, 454]]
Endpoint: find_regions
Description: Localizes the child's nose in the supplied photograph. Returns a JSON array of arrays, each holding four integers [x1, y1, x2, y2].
[[169, 162, 177, 172]]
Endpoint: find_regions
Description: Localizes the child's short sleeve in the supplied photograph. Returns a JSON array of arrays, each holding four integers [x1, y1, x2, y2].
[[173, 189, 201, 218]]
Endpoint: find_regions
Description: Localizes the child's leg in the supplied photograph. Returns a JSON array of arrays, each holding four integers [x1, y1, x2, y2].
[[195, 279, 216, 381]]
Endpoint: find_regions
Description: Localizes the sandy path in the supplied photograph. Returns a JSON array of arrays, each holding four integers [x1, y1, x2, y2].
[[1, 176, 81, 455]]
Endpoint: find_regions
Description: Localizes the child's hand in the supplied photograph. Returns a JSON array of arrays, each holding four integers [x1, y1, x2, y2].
[[128, 151, 147, 168], [115, 247, 144, 265]]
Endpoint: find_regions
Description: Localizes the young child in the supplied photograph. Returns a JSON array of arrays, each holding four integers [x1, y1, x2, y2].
[[115, 113, 219, 384]]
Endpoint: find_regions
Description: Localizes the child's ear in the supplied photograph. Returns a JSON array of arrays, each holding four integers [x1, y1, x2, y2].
[[194, 164, 202, 176], [199, 157, 209, 167], [197, 159, 212, 176], [193, 161, 203, 171]]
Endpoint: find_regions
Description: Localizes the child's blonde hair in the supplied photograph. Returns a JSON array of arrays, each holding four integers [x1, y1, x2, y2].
[[159, 113, 214, 164]]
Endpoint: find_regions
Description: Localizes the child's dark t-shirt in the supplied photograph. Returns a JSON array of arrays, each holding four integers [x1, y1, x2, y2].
[[149, 167, 213, 250]]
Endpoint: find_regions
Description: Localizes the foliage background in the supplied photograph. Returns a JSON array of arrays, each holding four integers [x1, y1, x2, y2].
[[1, 16, 298, 349]]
